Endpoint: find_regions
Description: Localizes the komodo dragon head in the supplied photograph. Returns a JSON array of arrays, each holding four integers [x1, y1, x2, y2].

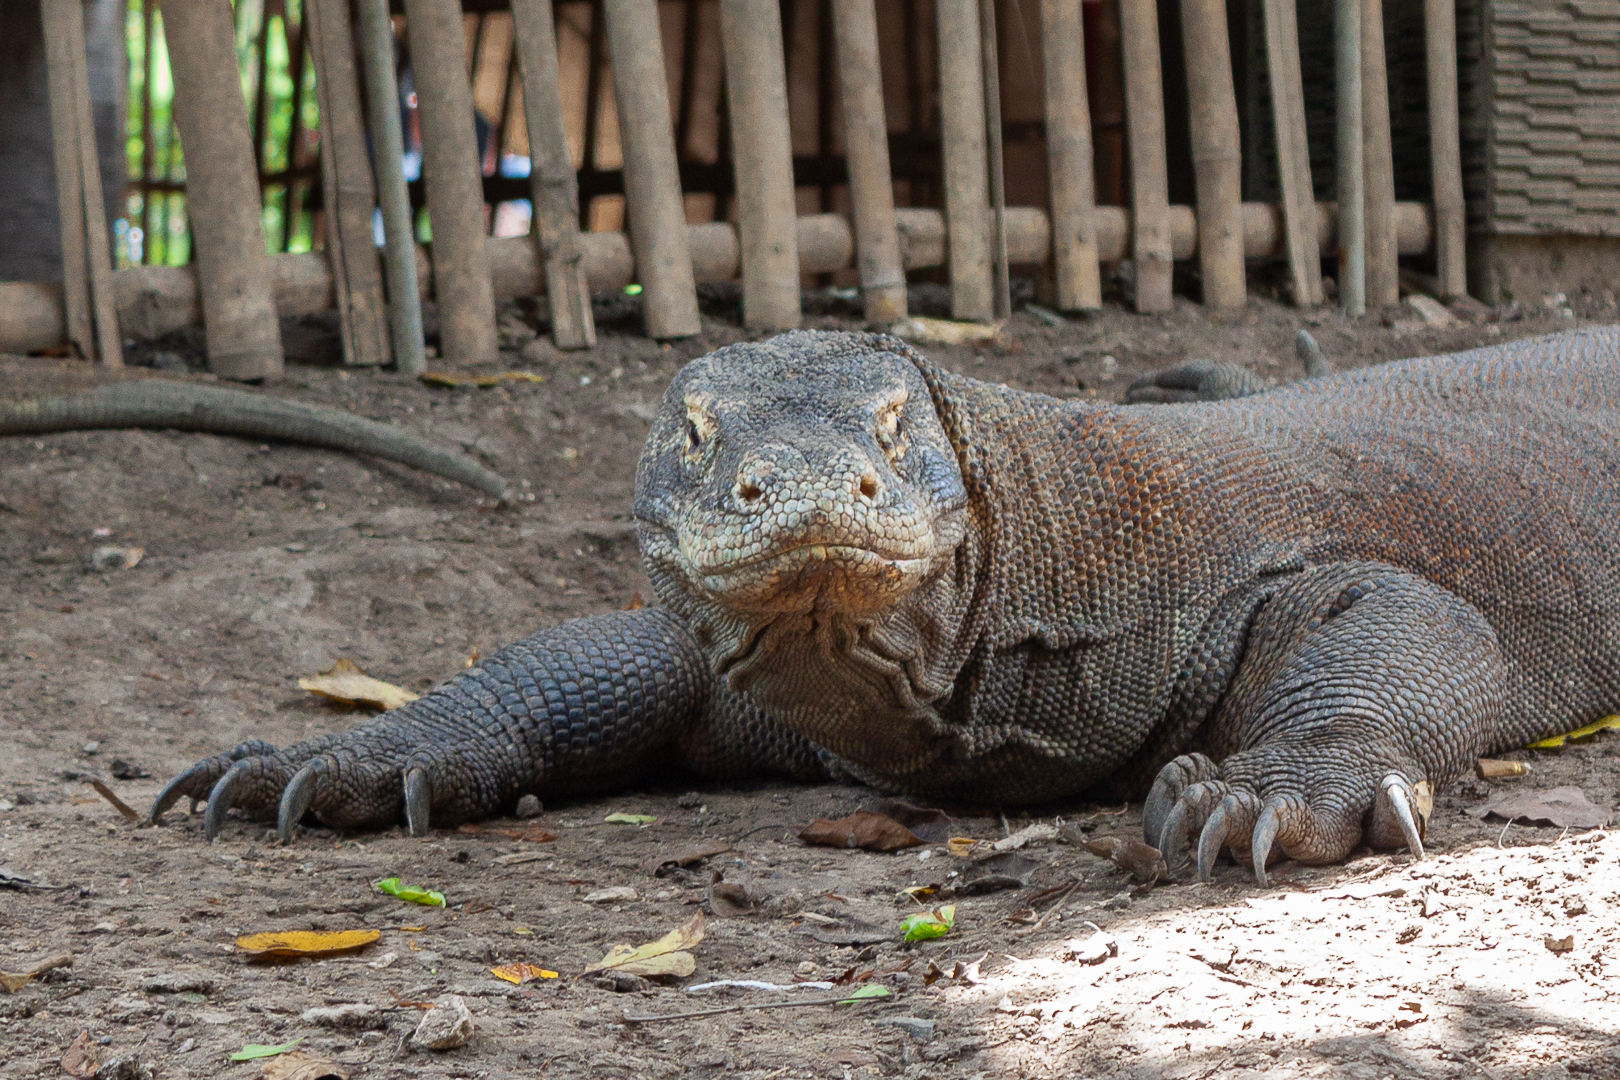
[[635, 331, 972, 737]]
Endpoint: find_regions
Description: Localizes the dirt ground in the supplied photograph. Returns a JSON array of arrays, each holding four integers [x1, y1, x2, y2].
[[3, 283, 1619, 1080]]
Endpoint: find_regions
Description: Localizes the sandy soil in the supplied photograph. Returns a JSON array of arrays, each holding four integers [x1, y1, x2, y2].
[[2, 286, 1618, 1080]]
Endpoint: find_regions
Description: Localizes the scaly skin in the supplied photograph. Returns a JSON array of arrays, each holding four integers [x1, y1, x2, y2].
[[153, 327, 1620, 884]]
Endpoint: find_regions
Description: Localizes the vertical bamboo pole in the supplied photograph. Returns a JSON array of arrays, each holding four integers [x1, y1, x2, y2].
[[307, 0, 390, 367], [1179, 0, 1245, 310], [1040, 0, 1100, 311], [161, 0, 283, 379], [1261, 0, 1322, 306], [604, 0, 700, 339], [41, 0, 94, 360], [935, 0, 993, 322], [1335, 0, 1365, 316], [511, 0, 596, 349], [719, 0, 801, 331], [1119, 0, 1172, 313], [67, 1, 121, 367], [1361, 0, 1397, 309], [403, 0, 498, 364], [831, 0, 906, 323], [980, 0, 1010, 321], [358, 0, 428, 374], [1424, 0, 1465, 300]]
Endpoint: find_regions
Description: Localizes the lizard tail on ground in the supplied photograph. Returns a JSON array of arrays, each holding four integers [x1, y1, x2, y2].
[[0, 378, 515, 502]]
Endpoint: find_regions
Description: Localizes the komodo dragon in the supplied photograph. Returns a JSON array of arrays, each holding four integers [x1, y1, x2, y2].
[[149, 327, 1620, 884]]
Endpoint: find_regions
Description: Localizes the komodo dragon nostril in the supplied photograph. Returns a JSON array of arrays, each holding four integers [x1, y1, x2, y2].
[[735, 479, 763, 504], [858, 473, 880, 501]]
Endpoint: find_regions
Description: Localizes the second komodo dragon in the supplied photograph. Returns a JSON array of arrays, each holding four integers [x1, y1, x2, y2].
[[153, 328, 1620, 883]]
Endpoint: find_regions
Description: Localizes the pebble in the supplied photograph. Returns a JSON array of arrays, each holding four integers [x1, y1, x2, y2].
[[301, 1003, 382, 1028], [515, 794, 543, 818], [139, 973, 213, 995], [872, 1016, 936, 1042], [413, 995, 475, 1050], [582, 886, 638, 903]]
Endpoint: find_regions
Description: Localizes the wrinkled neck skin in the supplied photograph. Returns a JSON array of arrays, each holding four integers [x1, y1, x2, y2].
[[632, 333, 1000, 779]]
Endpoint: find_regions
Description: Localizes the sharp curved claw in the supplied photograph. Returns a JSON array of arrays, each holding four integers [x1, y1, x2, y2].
[[151, 769, 203, 824], [1196, 802, 1231, 884], [278, 763, 320, 843], [204, 763, 247, 842], [1382, 774, 1426, 860], [1143, 776, 1178, 850], [1251, 803, 1283, 889], [404, 767, 431, 837], [1158, 798, 1191, 869]]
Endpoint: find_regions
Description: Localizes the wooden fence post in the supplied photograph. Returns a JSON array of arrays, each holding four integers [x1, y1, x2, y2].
[[1262, 0, 1322, 306], [357, 0, 428, 374], [831, 0, 906, 323], [161, 0, 282, 379], [403, 0, 498, 364], [1119, 0, 1172, 313], [41, 0, 94, 361], [719, 0, 801, 331], [604, 0, 701, 339], [512, 0, 597, 349], [1335, 0, 1365, 315], [935, 0, 993, 322], [1180, 0, 1245, 311], [307, 0, 390, 366], [1361, 0, 1398, 309], [1424, 0, 1466, 300], [1040, 0, 1101, 311]]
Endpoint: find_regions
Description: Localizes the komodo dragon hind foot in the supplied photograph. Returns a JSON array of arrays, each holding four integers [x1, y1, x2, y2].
[[1145, 563, 1504, 885]]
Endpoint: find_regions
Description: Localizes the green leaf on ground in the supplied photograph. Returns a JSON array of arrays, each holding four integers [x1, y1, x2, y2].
[[373, 877, 446, 907], [227, 1038, 304, 1061], [838, 984, 892, 1004], [900, 905, 956, 942], [604, 813, 658, 825]]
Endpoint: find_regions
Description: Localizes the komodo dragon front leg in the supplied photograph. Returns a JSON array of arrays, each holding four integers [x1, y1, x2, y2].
[[1126, 329, 1332, 403], [150, 609, 833, 840], [1145, 563, 1504, 885]]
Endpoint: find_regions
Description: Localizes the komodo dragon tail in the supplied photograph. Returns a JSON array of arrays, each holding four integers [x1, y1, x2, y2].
[[0, 379, 515, 502]]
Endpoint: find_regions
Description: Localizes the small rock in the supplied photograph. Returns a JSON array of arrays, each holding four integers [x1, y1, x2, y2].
[[94, 1055, 155, 1080], [87, 546, 144, 572], [592, 971, 654, 993], [677, 792, 704, 809], [1406, 294, 1458, 328], [1563, 895, 1588, 917], [795, 961, 817, 976], [582, 886, 638, 904], [1063, 930, 1118, 966], [873, 1016, 936, 1042], [300, 1003, 382, 1028], [366, 951, 398, 969], [1103, 891, 1132, 910], [412, 995, 475, 1050], [1545, 933, 1575, 955], [173, 1039, 195, 1055], [82, 741, 102, 756], [514, 794, 543, 818], [138, 973, 213, 995], [109, 760, 149, 780]]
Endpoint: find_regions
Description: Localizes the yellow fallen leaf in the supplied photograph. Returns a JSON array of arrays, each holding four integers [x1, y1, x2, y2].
[[299, 659, 418, 711], [947, 837, 981, 857], [235, 930, 381, 959], [0, 953, 72, 994], [1529, 715, 1620, 749], [491, 963, 558, 984], [583, 912, 704, 979]]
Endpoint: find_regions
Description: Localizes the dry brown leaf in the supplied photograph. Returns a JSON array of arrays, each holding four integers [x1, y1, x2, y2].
[[648, 839, 731, 877], [583, 912, 704, 980], [0, 952, 72, 994], [1465, 786, 1613, 828], [798, 810, 924, 852], [60, 1030, 98, 1078], [876, 799, 953, 843], [235, 929, 381, 959], [260, 1051, 350, 1080], [419, 370, 546, 388], [1084, 836, 1168, 882], [708, 881, 754, 918], [299, 659, 418, 711]]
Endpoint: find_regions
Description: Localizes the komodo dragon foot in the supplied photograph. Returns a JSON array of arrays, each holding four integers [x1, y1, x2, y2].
[[1143, 564, 1504, 885], [1126, 330, 1333, 404]]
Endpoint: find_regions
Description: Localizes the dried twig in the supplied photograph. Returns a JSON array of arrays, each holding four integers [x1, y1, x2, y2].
[[1013, 879, 1081, 936], [622, 992, 886, 1024], [88, 780, 139, 822]]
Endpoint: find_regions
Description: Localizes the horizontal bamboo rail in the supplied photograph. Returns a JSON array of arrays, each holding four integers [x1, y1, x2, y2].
[[0, 202, 1436, 354]]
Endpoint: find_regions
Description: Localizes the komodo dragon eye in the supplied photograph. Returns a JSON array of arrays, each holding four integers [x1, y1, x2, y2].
[[683, 398, 718, 462], [874, 397, 907, 460]]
